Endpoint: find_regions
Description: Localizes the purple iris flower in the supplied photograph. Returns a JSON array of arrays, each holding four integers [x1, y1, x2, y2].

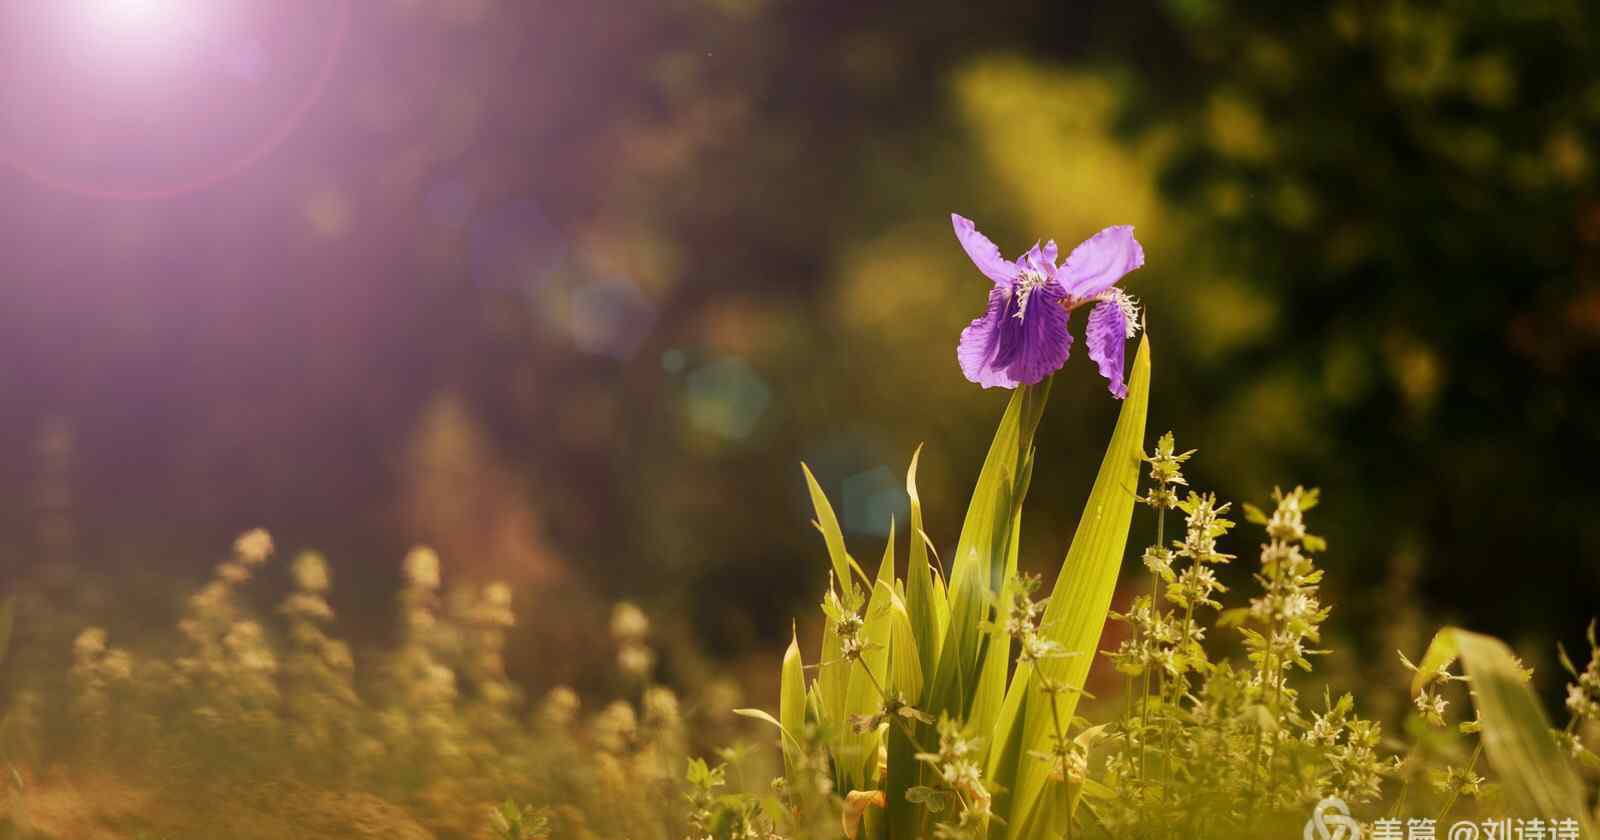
[[952, 213, 1145, 398]]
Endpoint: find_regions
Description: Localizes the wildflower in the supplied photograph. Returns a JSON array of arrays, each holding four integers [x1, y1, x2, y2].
[[404, 546, 442, 589], [233, 528, 275, 566], [74, 627, 108, 659], [952, 214, 1144, 395], [540, 686, 581, 729], [321, 639, 354, 671], [618, 642, 656, 679], [610, 601, 651, 643], [292, 551, 330, 592]]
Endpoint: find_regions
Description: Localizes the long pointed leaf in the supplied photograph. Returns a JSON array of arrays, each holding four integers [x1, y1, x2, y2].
[[803, 463, 853, 587], [803, 463, 854, 766], [905, 446, 945, 694], [841, 521, 897, 788], [928, 382, 1051, 721], [781, 626, 808, 780]]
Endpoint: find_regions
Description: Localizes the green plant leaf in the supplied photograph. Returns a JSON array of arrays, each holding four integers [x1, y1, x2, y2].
[[840, 521, 898, 788], [886, 584, 923, 705], [927, 381, 1051, 723], [733, 707, 801, 754], [971, 446, 1035, 746], [904, 446, 945, 695], [780, 625, 807, 779], [803, 463, 853, 587], [995, 335, 1150, 840], [803, 463, 855, 766], [1416, 627, 1594, 831]]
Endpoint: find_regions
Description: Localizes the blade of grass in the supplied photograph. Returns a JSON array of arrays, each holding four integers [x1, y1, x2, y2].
[[927, 381, 1051, 721], [802, 463, 858, 773], [905, 446, 945, 695], [803, 463, 855, 588], [971, 448, 1035, 744], [883, 580, 925, 840], [840, 522, 898, 788], [780, 625, 807, 781]]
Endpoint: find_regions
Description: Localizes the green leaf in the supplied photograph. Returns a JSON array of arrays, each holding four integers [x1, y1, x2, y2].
[[882, 579, 925, 840], [780, 625, 807, 779], [733, 707, 801, 754], [904, 446, 945, 695], [996, 335, 1150, 840], [886, 584, 923, 704], [1418, 627, 1594, 832], [803, 463, 853, 587], [802, 463, 854, 764], [972, 447, 1035, 745], [840, 521, 897, 788], [927, 381, 1051, 722]]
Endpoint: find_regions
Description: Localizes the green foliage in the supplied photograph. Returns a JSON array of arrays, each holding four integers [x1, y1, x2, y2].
[[736, 336, 1151, 840], [2, 533, 707, 839], [486, 798, 551, 840], [726, 340, 1600, 839], [1413, 627, 1596, 834]]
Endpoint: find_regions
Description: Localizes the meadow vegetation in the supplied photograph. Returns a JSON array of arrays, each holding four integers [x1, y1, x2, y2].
[[0, 339, 1596, 840]]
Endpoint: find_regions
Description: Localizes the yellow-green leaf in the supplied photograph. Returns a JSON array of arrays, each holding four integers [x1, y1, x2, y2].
[[840, 521, 897, 787], [803, 463, 853, 587], [905, 446, 945, 693], [780, 625, 807, 779], [734, 707, 802, 755], [927, 381, 1051, 721]]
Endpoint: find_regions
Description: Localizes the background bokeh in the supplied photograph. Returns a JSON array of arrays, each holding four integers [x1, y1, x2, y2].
[[1, 0, 1597, 697]]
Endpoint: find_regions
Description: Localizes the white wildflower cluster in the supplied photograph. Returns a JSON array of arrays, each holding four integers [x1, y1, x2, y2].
[[912, 717, 993, 840], [1095, 452, 1396, 833], [1004, 572, 1094, 789], [610, 601, 656, 681], [70, 626, 133, 748], [1241, 486, 1331, 685], [1562, 620, 1600, 723], [1109, 432, 1210, 682], [57, 530, 703, 840], [279, 551, 360, 763], [1396, 647, 1471, 738], [1554, 621, 1600, 765], [382, 545, 471, 774], [175, 529, 282, 739], [451, 580, 523, 761]]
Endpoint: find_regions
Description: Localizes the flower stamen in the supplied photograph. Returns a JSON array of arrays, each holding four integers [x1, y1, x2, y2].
[[1099, 288, 1142, 338], [1012, 269, 1050, 321]]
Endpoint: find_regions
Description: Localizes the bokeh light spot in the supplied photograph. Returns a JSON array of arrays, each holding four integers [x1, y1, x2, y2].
[[841, 466, 908, 537], [304, 187, 353, 239], [569, 278, 657, 361], [684, 359, 770, 442]]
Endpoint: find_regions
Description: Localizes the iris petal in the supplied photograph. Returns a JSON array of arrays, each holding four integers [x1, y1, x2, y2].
[[1001, 283, 1073, 386], [952, 214, 1022, 286], [1055, 225, 1145, 300], [957, 286, 1019, 389], [1085, 297, 1131, 399]]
